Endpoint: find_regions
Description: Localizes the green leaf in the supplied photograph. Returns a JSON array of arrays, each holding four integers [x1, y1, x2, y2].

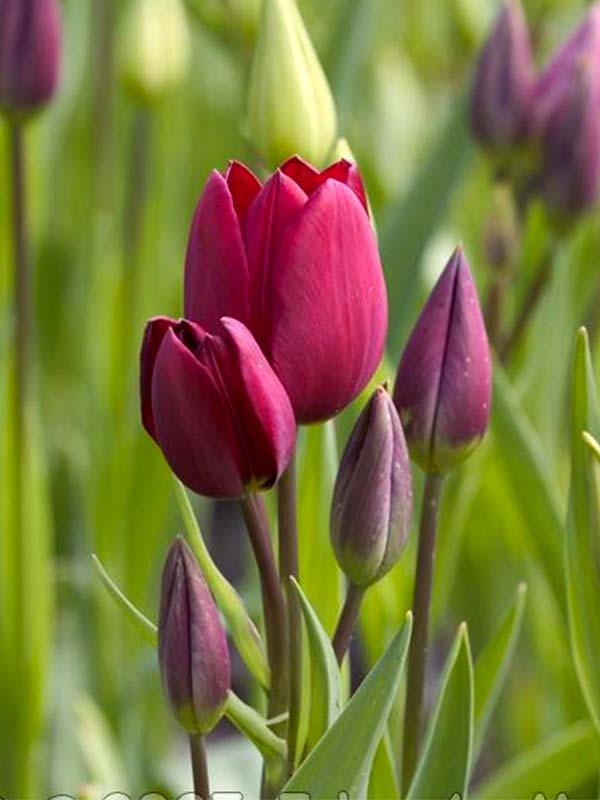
[[368, 729, 400, 800], [566, 327, 600, 734], [291, 577, 343, 751], [173, 477, 270, 689], [74, 694, 129, 792], [473, 582, 527, 762], [407, 624, 474, 800], [281, 613, 412, 799], [583, 430, 600, 463], [475, 720, 600, 799], [224, 691, 287, 767]]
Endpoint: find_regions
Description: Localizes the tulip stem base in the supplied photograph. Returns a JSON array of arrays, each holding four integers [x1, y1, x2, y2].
[[402, 472, 445, 793], [189, 734, 209, 799], [278, 457, 302, 775], [332, 583, 365, 664]]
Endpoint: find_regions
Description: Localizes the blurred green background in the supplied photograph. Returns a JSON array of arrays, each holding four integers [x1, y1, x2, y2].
[[2, 0, 600, 796]]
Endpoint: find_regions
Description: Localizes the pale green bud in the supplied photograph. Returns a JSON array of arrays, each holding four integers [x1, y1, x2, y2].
[[121, 0, 191, 104], [247, 0, 337, 167], [191, 0, 261, 45]]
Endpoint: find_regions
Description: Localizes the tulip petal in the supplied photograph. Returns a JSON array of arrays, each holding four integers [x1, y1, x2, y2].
[[269, 180, 387, 422], [184, 170, 250, 331], [225, 160, 262, 222], [140, 315, 177, 440], [151, 326, 246, 497], [281, 155, 368, 212]]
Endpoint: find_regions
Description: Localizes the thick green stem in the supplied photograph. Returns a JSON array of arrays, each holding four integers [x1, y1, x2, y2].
[[189, 734, 209, 798], [277, 456, 302, 775], [332, 583, 365, 665], [402, 472, 445, 793]]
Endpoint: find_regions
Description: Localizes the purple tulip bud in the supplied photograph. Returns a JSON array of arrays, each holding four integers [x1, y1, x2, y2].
[[393, 247, 492, 474], [469, 0, 535, 151], [0, 0, 62, 118], [330, 386, 413, 587], [140, 315, 296, 498], [158, 538, 231, 734], [529, 4, 600, 216]]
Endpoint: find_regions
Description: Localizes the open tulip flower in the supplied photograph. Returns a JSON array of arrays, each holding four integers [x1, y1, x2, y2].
[[140, 315, 296, 498], [184, 156, 387, 423]]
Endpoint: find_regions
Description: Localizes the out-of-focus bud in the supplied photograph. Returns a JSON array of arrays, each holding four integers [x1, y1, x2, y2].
[[0, 0, 62, 119], [331, 386, 413, 587], [529, 4, 600, 217], [191, 0, 260, 46], [158, 538, 231, 734], [393, 247, 492, 474], [121, 0, 190, 104], [469, 0, 535, 152], [184, 157, 385, 423], [247, 0, 337, 167], [140, 316, 296, 498]]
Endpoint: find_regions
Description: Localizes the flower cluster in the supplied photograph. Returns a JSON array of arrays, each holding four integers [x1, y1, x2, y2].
[[470, 0, 600, 219]]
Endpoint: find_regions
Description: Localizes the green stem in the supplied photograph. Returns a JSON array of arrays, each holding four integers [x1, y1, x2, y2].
[[332, 583, 365, 665], [189, 734, 209, 798], [278, 456, 302, 775], [402, 472, 445, 793]]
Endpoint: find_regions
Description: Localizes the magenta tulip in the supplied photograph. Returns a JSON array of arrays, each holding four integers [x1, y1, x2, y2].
[[470, 0, 535, 152], [159, 538, 230, 734], [393, 247, 492, 474], [140, 315, 296, 498], [0, 0, 62, 118], [184, 155, 387, 423]]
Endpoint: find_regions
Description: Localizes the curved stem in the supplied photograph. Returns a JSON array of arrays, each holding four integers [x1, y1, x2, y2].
[[402, 472, 445, 793], [332, 583, 365, 665], [189, 734, 209, 798], [277, 457, 302, 775]]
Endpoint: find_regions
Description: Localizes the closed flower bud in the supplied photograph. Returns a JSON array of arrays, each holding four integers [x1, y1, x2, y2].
[[0, 0, 62, 119], [140, 316, 296, 498], [121, 0, 190, 104], [331, 386, 413, 587], [469, 0, 534, 152], [247, 0, 337, 167], [529, 4, 600, 217], [158, 538, 230, 734], [393, 247, 492, 474], [184, 157, 385, 423], [192, 0, 260, 45]]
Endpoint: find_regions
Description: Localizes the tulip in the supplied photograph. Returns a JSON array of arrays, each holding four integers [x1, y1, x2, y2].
[[184, 156, 385, 423], [121, 0, 190, 103], [529, 4, 600, 216], [331, 386, 413, 587], [140, 315, 296, 498], [0, 0, 62, 118], [158, 538, 230, 734], [469, 0, 534, 152], [247, 0, 337, 166], [393, 246, 492, 473]]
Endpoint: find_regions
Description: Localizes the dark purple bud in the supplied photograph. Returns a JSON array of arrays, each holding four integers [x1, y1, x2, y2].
[[393, 247, 492, 474], [469, 0, 535, 151], [529, 5, 600, 216], [0, 0, 62, 118], [330, 386, 413, 587], [158, 538, 231, 734]]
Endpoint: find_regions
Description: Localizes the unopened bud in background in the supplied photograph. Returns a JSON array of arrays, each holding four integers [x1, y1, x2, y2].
[[121, 0, 191, 104], [0, 0, 62, 119], [247, 0, 337, 167], [191, 0, 261, 46], [331, 386, 413, 587], [158, 538, 231, 734]]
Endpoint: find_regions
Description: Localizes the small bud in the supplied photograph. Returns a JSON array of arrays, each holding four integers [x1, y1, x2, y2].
[[393, 247, 492, 474], [331, 386, 413, 587], [469, 0, 534, 152], [191, 0, 260, 45], [121, 0, 190, 104], [0, 0, 62, 119], [158, 538, 231, 734], [247, 0, 337, 167]]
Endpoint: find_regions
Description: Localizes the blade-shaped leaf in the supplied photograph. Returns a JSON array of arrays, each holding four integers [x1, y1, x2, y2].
[[291, 577, 343, 752], [368, 729, 400, 800], [475, 720, 599, 799], [565, 327, 600, 734], [173, 477, 270, 689], [224, 691, 286, 766], [281, 614, 412, 799], [473, 582, 527, 761], [407, 624, 474, 800]]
